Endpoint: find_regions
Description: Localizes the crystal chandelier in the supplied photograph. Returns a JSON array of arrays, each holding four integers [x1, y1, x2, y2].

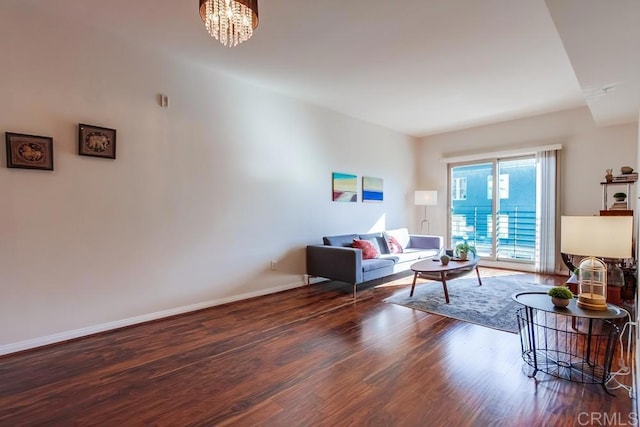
[[199, 0, 259, 47]]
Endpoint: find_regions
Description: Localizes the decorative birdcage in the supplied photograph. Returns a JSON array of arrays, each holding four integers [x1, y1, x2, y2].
[[577, 257, 608, 311]]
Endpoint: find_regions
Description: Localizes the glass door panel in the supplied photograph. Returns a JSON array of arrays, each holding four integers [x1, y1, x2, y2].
[[450, 156, 537, 264], [496, 157, 537, 261], [450, 163, 494, 258]]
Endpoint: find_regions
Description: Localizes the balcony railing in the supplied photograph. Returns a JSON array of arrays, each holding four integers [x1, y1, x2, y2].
[[451, 206, 536, 262]]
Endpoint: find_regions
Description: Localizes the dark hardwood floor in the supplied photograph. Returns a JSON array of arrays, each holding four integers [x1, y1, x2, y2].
[[0, 268, 634, 426]]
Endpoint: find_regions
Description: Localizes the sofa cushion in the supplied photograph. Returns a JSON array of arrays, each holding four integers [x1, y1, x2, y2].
[[323, 234, 359, 247], [384, 228, 410, 250], [391, 250, 423, 263], [362, 258, 395, 272], [352, 239, 380, 259], [392, 249, 438, 263], [386, 235, 404, 254], [358, 233, 389, 254], [379, 254, 400, 263]]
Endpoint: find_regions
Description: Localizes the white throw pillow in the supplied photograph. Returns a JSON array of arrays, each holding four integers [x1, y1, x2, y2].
[[384, 228, 410, 250]]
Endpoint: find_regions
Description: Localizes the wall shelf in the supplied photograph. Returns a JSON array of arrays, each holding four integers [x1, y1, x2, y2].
[[600, 178, 635, 214]]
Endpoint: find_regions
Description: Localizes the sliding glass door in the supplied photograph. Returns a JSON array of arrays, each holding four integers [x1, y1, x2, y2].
[[449, 156, 537, 263]]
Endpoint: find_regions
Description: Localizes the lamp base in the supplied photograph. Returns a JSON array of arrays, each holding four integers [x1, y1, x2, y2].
[[420, 219, 430, 235], [577, 293, 607, 311]]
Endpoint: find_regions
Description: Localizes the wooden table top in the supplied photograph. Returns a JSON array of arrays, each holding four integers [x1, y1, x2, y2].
[[410, 256, 478, 274]]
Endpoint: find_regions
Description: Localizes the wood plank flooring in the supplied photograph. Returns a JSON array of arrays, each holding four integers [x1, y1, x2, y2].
[[0, 268, 634, 426]]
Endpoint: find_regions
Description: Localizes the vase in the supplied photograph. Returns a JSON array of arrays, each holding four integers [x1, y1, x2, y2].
[[605, 174, 613, 183], [551, 297, 570, 308]]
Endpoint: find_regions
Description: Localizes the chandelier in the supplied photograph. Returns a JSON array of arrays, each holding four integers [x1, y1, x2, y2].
[[199, 0, 259, 47]]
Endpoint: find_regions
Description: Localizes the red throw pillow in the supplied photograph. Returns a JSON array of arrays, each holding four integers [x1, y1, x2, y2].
[[352, 239, 380, 259], [387, 236, 404, 254]]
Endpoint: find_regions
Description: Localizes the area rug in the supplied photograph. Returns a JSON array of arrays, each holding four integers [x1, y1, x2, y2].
[[384, 274, 551, 333]]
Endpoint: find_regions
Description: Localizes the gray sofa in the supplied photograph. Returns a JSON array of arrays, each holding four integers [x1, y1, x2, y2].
[[306, 228, 443, 299]]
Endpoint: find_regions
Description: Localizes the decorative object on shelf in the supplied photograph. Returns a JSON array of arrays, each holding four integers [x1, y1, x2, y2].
[[547, 286, 573, 308], [455, 241, 477, 260], [561, 216, 633, 311], [600, 178, 635, 215], [414, 190, 438, 234], [199, 0, 259, 47], [5, 132, 54, 170], [78, 124, 116, 159], [613, 192, 627, 202], [605, 169, 613, 182], [362, 176, 383, 203], [609, 200, 628, 210], [620, 166, 634, 174], [440, 254, 450, 266], [332, 172, 357, 202], [611, 173, 638, 182]]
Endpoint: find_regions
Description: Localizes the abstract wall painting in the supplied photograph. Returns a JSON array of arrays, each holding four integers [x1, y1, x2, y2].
[[332, 172, 357, 202], [362, 176, 383, 202]]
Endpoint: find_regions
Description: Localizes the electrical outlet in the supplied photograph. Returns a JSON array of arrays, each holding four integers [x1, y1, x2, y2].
[[270, 260, 277, 271]]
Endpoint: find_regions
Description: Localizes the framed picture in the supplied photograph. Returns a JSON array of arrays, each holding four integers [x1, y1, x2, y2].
[[78, 123, 116, 159], [332, 172, 358, 202], [362, 176, 383, 202], [5, 132, 54, 170]]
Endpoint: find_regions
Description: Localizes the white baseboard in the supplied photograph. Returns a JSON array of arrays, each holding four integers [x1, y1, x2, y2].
[[0, 279, 307, 356]]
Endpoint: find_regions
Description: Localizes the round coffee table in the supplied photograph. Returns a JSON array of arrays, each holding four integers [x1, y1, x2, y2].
[[409, 256, 482, 303]]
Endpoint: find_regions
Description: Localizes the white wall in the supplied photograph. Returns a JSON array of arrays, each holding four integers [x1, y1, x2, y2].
[[416, 108, 638, 242], [0, 3, 417, 353]]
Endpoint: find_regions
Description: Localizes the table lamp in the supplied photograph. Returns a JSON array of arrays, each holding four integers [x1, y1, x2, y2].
[[560, 216, 632, 310]]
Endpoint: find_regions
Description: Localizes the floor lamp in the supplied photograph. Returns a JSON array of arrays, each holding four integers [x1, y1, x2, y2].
[[414, 190, 438, 235]]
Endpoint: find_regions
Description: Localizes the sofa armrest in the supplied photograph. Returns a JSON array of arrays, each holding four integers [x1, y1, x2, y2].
[[306, 245, 363, 284], [408, 234, 443, 252]]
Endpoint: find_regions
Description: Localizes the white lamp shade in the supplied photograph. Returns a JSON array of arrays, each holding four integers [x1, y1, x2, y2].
[[561, 216, 633, 259], [415, 190, 438, 206]]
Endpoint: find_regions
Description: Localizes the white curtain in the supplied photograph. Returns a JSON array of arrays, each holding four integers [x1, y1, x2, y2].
[[535, 149, 558, 273]]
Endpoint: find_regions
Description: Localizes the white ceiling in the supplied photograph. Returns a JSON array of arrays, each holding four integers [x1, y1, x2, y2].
[[24, 0, 640, 137]]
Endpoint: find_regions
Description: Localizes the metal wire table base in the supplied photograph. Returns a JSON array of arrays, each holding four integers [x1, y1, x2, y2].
[[516, 306, 619, 395]]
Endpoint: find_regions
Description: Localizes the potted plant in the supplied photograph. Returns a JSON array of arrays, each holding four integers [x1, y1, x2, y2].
[[614, 192, 627, 202], [548, 286, 573, 308], [440, 254, 450, 266], [455, 241, 477, 260]]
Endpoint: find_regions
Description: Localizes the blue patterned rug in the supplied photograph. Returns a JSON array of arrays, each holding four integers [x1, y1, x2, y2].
[[384, 275, 551, 333]]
